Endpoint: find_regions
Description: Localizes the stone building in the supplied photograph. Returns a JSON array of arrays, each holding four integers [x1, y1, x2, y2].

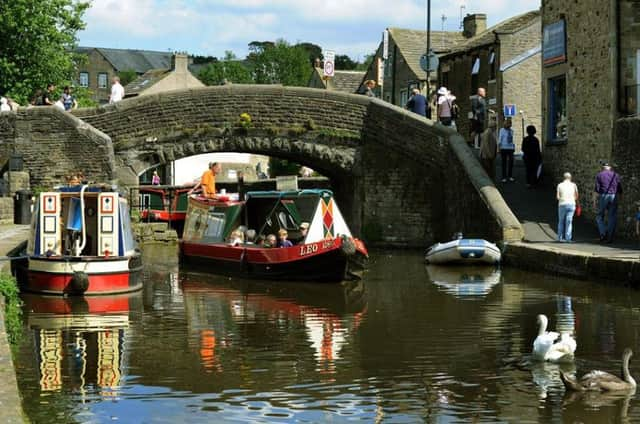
[[308, 68, 365, 94], [359, 26, 467, 106], [124, 53, 205, 98], [541, 0, 640, 237], [75, 47, 172, 103], [438, 11, 541, 146]]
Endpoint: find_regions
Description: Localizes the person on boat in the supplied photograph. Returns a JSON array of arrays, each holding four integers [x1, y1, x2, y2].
[[189, 162, 222, 198], [245, 229, 256, 244], [297, 222, 309, 244], [151, 171, 161, 185], [228, 230, 244, 246], [277, 229, 293, 248], [263, 234, 277, 248]]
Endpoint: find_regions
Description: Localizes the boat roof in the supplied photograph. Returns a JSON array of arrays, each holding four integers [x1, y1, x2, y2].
[[53, 184, 120, 193], [245, 189, 333, 199]]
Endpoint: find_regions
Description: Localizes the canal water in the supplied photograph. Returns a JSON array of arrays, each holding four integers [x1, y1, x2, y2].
[[13, 246, 640, 423]]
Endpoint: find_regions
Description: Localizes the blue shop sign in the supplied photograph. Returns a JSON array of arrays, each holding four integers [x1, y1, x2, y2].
[[543, 20, 566, 66]]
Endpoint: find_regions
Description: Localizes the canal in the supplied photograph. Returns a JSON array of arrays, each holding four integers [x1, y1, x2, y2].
[[13, 246, 640, 423]]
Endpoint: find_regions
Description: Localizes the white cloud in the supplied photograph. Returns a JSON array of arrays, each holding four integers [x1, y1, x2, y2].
[[81, 0, 541, 58]]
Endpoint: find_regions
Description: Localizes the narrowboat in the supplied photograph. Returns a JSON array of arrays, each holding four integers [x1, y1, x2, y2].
[[138, 184, 193, 223], [425, 234, 501, 265], [14, 184, 142, 295], [179, 189, 368, 282]]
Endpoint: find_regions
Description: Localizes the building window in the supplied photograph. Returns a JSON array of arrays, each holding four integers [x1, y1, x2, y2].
[[549, 75, 567, 141], [400, 89, 408, 107], [471, 56, 480, 94], [619, 0, 640, 116], [79, 72, 89, 88], [489, 50, 496, 80], [98, 73, 108, 89]]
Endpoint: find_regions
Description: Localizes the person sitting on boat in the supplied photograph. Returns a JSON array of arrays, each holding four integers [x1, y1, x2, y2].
[[297, 222, 309, 244], [45, 242, 56, 257], [277, 229, 293, 248], [189, 162, 222, 198], [245, 229, 256, 244], [263, 234, 277, 248], [228, 230, 244, 246]]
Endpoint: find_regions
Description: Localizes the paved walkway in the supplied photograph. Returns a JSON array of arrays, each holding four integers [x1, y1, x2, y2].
[[494, 155, 640, 283], [0, 224, 29, 424]]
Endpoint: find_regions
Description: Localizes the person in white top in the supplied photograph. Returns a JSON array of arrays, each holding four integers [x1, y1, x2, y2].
[[556, 172, 579, 242], [0, 97, 10, 112], [109, 76, 125, 103]]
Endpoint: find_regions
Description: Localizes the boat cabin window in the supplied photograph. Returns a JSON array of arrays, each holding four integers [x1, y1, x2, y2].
[[119, 200, 137, 254]]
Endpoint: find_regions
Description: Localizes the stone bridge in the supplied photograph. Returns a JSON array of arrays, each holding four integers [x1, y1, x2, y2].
[[0, 85, 522, 247]]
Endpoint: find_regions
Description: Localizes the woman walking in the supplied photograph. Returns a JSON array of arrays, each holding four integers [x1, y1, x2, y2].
[[556, 172, 579, 242]]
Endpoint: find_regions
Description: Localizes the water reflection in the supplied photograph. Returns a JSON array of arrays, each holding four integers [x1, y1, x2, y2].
[[426, 265, 502, 298], [22, 293, 141, 396], [531, 361, 576, 399], [180, 274, 367, 379]]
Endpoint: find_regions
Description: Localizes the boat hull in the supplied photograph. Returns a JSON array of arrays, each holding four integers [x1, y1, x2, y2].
[[180, 238, 367, 283], [15, 254, 143, 295], [425, 239, 501, 265]]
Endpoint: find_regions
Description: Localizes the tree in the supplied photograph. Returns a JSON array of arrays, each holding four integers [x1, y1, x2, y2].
[[117, 70, 138, 87], [198, 61, 253, 86], [295, 42, 323, 66], [0, 0, 90, 104], [356, 53, 375, 71], [335, 54, 358, 70], [248, 39, 312, 87]]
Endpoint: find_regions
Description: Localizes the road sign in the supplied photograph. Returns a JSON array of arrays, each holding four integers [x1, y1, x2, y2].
[[323, 50, 335, 78], [420, 51, 439, 73], [503, 104, 517, 117]]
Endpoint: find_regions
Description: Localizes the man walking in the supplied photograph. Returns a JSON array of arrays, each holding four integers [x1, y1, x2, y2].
[[405, 88, 427, 117], [593, 162, 622, 243], [470, 87, 486, 148]]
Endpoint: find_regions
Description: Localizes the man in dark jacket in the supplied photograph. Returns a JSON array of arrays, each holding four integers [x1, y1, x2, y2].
[[521, 125, 542, 187], [406, 88, 428, 117]]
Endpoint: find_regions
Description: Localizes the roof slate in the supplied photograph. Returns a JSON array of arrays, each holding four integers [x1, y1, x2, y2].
[[443, 10, 540, 57], [92, 47, 172, 73], [312, 68, 366, 93], [388, 28, 466, 79], [124, 69, 170, 96]]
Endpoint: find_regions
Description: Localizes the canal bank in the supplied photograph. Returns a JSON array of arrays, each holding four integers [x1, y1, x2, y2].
[[0, 224, 30, 424]]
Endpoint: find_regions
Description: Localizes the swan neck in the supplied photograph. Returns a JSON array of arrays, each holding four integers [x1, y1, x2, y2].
[[623, 355, 636, 387], [538, 316, 547, 336]]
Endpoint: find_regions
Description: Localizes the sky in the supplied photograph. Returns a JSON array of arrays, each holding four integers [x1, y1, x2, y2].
[[79, 0, 541, 61]]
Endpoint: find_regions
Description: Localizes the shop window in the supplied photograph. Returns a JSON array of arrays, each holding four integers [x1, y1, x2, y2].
[[489, 50, 496, 81], [471, 56, 480, 94], [79, 72, 89, 88], [98, 73, 108, 89], [619, 0, 640, 115], [548, 75, 568, 141]]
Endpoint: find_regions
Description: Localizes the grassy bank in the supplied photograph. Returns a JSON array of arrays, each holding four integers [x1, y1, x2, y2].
[[0, 273, 22, 346]]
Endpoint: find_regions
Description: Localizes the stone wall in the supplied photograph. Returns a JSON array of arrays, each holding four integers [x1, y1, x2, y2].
[[0, 108, 115, 189], [613, 117, 640, 236], [541, 0, 618, 220]]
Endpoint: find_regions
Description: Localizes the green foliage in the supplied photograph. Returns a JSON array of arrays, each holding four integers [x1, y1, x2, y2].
[[247, 39, 312, 87], [0, 0, 90, 104], [192, 55, 218, 65], [318, 128, 361, 140], [335, 54, 358, 70], [237, 113, 252, 129], [295, 42, 323, 66], [305, 119, 317, 130], [287, 126, 306, 136], [117, 69, 138, 87], [356, 53, 376, 71], [0, 273, 22, 346], [268, 158, 302, 177], [198, 60, 253, 86]]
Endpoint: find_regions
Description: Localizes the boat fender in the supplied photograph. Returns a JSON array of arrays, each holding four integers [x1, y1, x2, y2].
[[340, 235, 356, 256], [70, 271, 89, 294]]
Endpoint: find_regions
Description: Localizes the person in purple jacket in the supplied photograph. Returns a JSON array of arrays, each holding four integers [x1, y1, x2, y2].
[[592, 162, 622, 243]]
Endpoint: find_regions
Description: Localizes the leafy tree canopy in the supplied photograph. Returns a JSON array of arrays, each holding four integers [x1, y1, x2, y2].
[[0, 0, 90, 104], [335, 54, 358, 70], [295, 42, 323, 66], [117, 69, 138, 87], [247, 39, 312, 87], [198, 60, 253, 86]]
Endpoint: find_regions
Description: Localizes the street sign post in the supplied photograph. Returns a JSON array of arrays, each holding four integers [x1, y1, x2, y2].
[[503, 104, 517, 118], [323, 50, 335, 78], [420, 51, 439, 73]]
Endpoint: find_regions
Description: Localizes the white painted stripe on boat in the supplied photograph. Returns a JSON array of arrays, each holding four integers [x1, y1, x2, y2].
[[29, 258, 130, 274]]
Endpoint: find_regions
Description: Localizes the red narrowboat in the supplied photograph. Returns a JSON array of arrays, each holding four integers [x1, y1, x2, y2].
[[179, 189, 368, 282], [14, 184, 142, 295], [138, 184, 193, 223]]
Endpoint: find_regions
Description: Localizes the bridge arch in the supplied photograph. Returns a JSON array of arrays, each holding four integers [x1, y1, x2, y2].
[[6, 85, 522, 246]]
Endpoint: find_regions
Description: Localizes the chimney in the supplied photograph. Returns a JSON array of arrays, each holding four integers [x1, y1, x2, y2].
[[463, 14, 487, 38], [171, 52, 189, 74]]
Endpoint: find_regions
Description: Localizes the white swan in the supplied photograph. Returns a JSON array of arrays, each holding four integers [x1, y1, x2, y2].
[[532, 314, 576, 363]]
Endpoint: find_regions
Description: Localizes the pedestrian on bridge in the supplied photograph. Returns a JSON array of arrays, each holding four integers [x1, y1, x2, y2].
[[480, 117, 498, 180], [557, 172, 579, 242], [522, 125, 541, 188], [593, 163, 622, 243], [498, 118, 515, 183], [406, 88, 428, 117]]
